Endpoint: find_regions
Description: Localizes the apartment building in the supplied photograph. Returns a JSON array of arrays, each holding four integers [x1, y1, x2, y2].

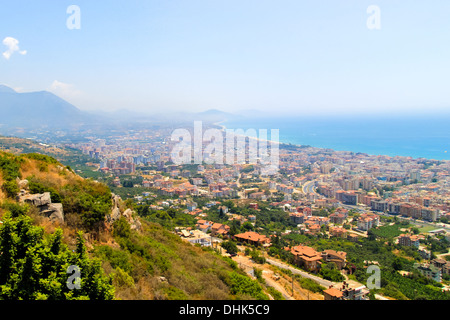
[[398, 234, 420, 248], [357, 213, 379, 231]]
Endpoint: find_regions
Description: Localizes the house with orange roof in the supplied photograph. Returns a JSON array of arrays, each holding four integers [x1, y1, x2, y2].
[[321, 250, 347, 269], [329, 226, 348, 239], [234, 231, 271, 247], [211, 223, 231, 238], [287, 245, 323, 272], [195, 220, 213, 233], [306, 223, 321, 234], [324, 287, 344, 300]]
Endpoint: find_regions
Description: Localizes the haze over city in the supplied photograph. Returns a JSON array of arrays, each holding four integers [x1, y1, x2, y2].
[[1, 1, 450, 308], [1, 1, 450, 116]]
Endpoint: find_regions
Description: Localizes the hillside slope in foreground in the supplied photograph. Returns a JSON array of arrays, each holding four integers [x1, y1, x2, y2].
[[0, 150, 268, 300]]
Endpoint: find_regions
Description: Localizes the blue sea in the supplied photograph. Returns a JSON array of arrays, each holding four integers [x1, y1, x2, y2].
[[223, 115, 450, 161]]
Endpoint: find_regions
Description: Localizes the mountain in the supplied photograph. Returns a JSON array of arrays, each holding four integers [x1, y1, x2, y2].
[[163, 108, 238, 124], [0, 85, 17, 94], [0, 85, 88, 129], [196, 108, 233, 117], [0, 84, 240, 135]]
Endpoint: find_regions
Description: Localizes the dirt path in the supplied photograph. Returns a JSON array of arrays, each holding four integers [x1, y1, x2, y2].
[[231, 253, 323, 300]]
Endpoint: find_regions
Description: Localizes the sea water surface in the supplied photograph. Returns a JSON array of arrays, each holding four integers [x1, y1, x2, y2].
[[223, 115, 450, 160]]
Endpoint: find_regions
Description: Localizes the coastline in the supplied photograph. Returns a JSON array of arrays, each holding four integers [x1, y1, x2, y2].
[[218, 118, 450, 161], [213, 120, 281, 146]]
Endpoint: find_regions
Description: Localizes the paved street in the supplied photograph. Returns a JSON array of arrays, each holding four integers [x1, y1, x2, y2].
[[265, 257, 389, 300]]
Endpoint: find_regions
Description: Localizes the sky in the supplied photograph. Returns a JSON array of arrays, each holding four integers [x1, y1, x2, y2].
[[1, 0, 450, 116]]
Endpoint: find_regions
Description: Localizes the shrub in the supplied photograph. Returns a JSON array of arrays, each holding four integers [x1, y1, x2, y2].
[[227, 271, 268, 300], [296, 276, 324, 293], [221, 240, 238, 254], [113, 217, 132, 239], [28, 177, 62, 203], [22, 153, 58, 164], [0, 215, 114, 300], [0, 153, 22, 180], [61, 180, 112, 229], [112, 267, 135, 289], [319, 266, 345, 282], [2, 180, 19, 198], [94, 245, 133, 273], [266, 286, 284, 300], [163, 286, 189, 300], [1, 201, 29, 217]]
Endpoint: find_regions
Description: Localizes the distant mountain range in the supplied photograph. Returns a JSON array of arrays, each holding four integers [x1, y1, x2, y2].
[[0, 85, 88, 129], [0, 84, 239, 131]]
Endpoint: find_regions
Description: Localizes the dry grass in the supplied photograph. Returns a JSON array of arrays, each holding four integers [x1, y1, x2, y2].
[[20, 159, 82, 188]]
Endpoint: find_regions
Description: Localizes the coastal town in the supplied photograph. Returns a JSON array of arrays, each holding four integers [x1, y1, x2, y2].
[[64, 124, 450, 300]]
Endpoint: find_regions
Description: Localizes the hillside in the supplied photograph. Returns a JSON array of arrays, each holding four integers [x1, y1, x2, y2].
[[0, 136, 70, 158], [0, 150, 270, 300]]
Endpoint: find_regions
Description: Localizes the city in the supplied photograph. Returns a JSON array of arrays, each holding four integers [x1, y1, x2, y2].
[[61, 123, 450, 300], [1, 0, 450, 312]]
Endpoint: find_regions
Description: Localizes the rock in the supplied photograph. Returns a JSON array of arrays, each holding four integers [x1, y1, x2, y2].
[[19, 192, 51, 207], [41, 203, 64, 223], [123, 208, 133, 219], [112, 193, 121, 208], [106, 194, 142, 231], [18, 192, 64, 223], [16, 178, 29, 189], [109, 207, 121, 223], [131, 219, 142, 231]]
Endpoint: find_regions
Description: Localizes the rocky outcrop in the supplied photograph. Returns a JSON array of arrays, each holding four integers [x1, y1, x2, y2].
[[18, 191, 64, 224], [19, 192, 52, 207], [16, 177, 29, 189], [106, 193, 141, 231], [40, 203, 64, 223]]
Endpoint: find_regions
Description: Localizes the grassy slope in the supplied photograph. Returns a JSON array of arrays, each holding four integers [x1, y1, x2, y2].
[[0, 147, 269, 300]]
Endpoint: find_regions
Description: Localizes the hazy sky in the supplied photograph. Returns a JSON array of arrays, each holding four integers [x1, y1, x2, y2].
[[1, 1, 450, 116]]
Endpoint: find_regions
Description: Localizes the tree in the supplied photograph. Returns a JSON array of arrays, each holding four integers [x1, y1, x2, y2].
[[229, 220, 240, 236], [319, 263, 345, 282], [0, 214, 114, 300], [221, 241, 238, 255], [227, 271, 268, 300], [218, 207, 226, 219], [113, 217, 131, 238], [241, 221, 254, 232], [2, 180, 19, 198]]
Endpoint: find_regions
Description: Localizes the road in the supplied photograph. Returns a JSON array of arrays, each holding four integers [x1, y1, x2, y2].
[[262, 271, 296, 300], [265, 257, 389, 300], [340, 203, 450, 232], [302, 181, 318, 195], [266, 257, 334, 288]]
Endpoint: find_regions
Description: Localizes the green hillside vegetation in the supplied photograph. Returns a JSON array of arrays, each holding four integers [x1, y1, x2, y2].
[[0, 213, 114, 300], [369, 221, 412, 239], [95, 216, 268, 300], [0, 149, 268, 300]]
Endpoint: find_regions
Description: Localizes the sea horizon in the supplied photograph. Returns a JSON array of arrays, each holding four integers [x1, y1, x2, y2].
[[222, 114, 450, 161]]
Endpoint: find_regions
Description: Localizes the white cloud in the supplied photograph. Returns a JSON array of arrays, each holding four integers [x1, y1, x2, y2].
[[48, 80, 82, 99], [2, 37, 27, 60]]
